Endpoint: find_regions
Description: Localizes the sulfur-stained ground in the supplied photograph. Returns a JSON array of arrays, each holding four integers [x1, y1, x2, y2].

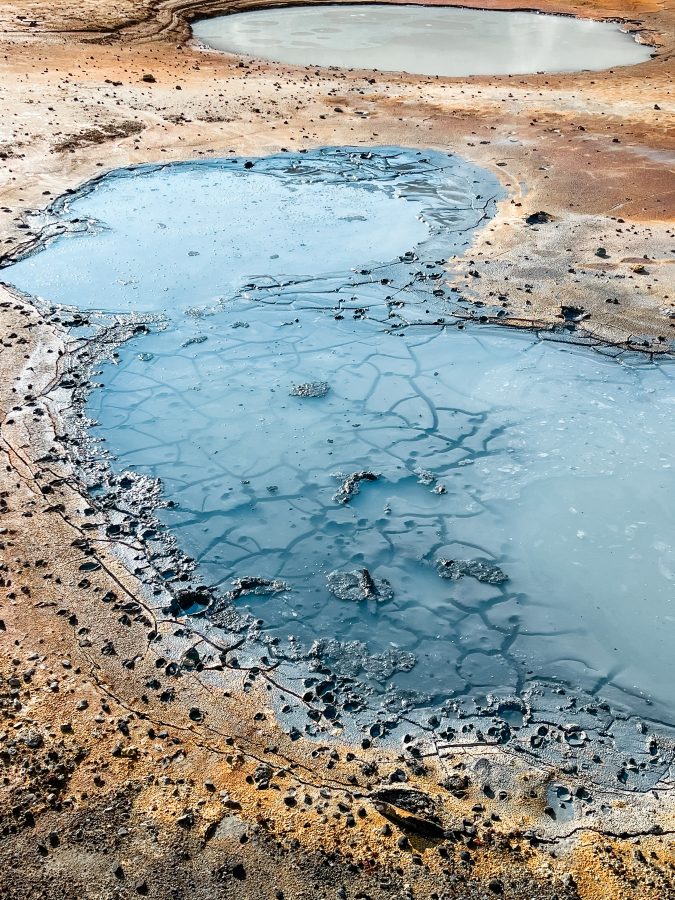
[[0, 1, 673, 897]]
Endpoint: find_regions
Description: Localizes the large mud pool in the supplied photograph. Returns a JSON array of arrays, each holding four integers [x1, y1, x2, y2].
[[192, 6, 653, 77], [4, 148, 674, 781]]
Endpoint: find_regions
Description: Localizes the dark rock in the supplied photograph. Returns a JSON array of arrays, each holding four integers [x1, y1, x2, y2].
[[442, 774, 470, 796], [560, 305, 590, 323], [525, 211, 554, 225], [253, 763, 273, 787], [372, 789, 444, 840], [372, 788, 436, 818], [176, 809, 195, 828], [22, 731, 44, 749]]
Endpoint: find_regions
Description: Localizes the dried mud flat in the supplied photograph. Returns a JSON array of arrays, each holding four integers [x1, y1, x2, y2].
[[0, 1, 674, 898]]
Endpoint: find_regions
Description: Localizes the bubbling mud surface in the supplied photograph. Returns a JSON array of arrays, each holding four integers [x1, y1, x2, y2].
[[5, 148, 675, 777], [192, 6, 652, 77]]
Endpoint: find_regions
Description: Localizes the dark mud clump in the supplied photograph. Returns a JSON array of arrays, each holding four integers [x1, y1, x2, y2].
[[326, 568, 394, 602], [436, 558, 508, 585], [332, 470, 379, 505], [289, 381, 330, 398]]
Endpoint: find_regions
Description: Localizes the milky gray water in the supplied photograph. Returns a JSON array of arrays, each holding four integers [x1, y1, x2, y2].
[[5, 148, 674, 751], [192, 6, 652, 77]]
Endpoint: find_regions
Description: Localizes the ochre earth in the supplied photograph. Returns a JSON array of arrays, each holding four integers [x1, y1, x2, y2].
[[0, 1, 674, 897]]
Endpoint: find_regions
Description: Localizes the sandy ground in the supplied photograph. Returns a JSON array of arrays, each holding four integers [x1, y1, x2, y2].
[[0, 0, 674, 897], [1, 0, 674, 344]]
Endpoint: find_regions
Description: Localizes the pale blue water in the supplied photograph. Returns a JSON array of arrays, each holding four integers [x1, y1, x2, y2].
[[193, 6, 652, 77], [6, 148, 674, 735]]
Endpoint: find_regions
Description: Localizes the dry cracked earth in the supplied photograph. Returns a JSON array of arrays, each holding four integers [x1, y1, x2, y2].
[[0, 0, 674, 898]]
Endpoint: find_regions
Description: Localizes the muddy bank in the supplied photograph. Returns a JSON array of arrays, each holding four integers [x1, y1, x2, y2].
[[1, 279, 673, 897], [0, 0, 674, 896]]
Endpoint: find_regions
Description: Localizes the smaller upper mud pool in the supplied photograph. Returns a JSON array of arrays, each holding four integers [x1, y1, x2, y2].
[[192, 6, 652, 77], [4, 148, 674, 785]]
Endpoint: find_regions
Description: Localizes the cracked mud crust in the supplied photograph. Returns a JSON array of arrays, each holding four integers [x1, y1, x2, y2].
[[0, 0, 674, 897]]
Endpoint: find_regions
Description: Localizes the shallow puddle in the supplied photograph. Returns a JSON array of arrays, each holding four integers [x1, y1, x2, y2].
[[192, 6, 652, 77], [6, 148, 674, 757]]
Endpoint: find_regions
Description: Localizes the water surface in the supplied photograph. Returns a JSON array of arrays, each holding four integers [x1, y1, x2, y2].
[[193, 6, 651, 77], [6, 148, 674, 744]]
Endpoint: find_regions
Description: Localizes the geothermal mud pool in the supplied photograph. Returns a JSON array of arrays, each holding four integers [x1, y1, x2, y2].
[[192, 6, 653, 77], [5, 147, 674, 791]]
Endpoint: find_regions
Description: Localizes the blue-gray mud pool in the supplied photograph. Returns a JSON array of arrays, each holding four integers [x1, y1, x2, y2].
[[5, 148, 675, 775], [192, 6, 652, 77]]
